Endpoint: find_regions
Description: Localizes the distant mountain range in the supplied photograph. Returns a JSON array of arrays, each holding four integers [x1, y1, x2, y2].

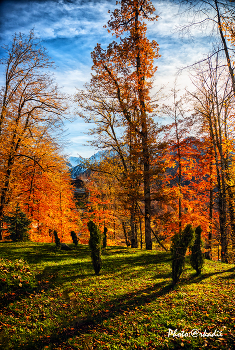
[[68, 151, 106, 179], [68, 137, 202, 180]]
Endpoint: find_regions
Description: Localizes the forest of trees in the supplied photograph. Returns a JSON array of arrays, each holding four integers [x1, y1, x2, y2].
[[1, 0, 235, 263], [0, 31, 79, 243]]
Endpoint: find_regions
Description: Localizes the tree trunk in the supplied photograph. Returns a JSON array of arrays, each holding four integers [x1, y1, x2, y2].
[[0, 157, 14, 221], [139, 215, 143, 249], [130, 205, 138, 248], [227, 186, 235, 251], [122, 221, 130, 247], [208, 108, 228, 262], [205, 157, 213, 260], [215, 0, 235, 96], [142, 135, 152, 250]]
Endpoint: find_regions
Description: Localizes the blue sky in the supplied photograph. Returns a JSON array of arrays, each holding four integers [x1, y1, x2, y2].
[[0, 0, 215, 158]]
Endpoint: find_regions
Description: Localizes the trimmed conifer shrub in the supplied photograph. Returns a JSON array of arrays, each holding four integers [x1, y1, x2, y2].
[[103, 227, 107, 248], [53, 230, 61, 249], [171, 224, 194, 286], [88, 220, 102, 275], [190, 225, 204, 275], [3, 205, 31, 242], [71, 231, 79, 246]]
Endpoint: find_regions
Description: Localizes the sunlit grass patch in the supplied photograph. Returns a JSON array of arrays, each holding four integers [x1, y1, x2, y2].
[[0, 242, 234, 349]]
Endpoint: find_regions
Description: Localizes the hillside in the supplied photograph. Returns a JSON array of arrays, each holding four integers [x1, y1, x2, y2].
[[0, 242, 234, 349]]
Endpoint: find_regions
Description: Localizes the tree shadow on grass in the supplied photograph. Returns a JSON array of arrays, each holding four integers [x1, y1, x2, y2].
[[0, 243, 91, 265], [0, 249, 172, 309], [177, 265, 235, 288], [102, 251, 171, 270], [20, 279, 173, 350], [0, 243, 169, 269], [0, 260, 96, 308], [214, 266, 235, 280]]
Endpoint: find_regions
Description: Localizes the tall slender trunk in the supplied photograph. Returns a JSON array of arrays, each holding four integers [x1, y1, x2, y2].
[[0, 156, 14, 220], [139, 215, 143, 249], [227, 186, 235, 250], [208, 112, 227, 262], [215, 0, 235, 96], [224, 152, 235, 251], [0, 223, 3, 240], [122, 221, 130, 247], [135, 7, 152, 250], [223, 115, 235, 251], [0, 110, 29, 221], [206, 155, 213, 260], [113, 220, 116, 240], [130, 202, 138, 248], [142, 134, 152, 250], [174, 92, 182, 232]]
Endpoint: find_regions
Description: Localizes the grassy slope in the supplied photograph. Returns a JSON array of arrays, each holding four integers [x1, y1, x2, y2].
[[0, 242, 234, 349]]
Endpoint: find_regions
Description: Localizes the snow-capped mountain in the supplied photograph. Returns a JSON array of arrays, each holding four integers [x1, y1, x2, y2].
[[67, 156, 83, 168], [68, 151, 107, 179]]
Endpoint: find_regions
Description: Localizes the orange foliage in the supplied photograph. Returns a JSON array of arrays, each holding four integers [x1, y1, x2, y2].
[[78, 172, 120, 244], [0, 32, 79, 243], [153, 137, 215, 243]]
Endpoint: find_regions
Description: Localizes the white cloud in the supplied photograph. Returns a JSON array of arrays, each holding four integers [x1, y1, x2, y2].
[[1, 0, 113, 42], [0, 0, 224, 156], [54, 67, 91, 94]]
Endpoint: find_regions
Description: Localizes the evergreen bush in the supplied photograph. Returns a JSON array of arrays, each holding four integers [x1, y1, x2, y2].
[[3, 205, 31, 242], [88, 220, 102, 275], [171, 224, 194, 285], [53, 230, 61, 249], [71, 231, 79, 246], [190, 225, 204, 275]]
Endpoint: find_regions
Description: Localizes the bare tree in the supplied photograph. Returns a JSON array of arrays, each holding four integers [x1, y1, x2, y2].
[[176, 0, 235, 94], [190, 55, 235, 262]]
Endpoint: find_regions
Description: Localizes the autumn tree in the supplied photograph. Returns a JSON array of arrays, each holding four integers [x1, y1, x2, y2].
[[161, 89, 188, 234], [157, 89, 212, 246], [0, 31, 80, 242], [190, 55, 235, 262], [80, 165, 126, 245], [19, 143, 79, 243], [75, 88, 142, 246], [0, 31, 68, 226], [76, 0, 161, 250]]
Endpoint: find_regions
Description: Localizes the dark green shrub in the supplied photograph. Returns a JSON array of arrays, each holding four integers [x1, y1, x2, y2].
[[171, 224, 194, 286], [88, 220, 102, 275], [3, 205, 31, 242], [53, 230, 61, 249], [103, 227, 107, 248], [0, 258, 37, 292], [71, 231, 79, 246], [190, 225, 204, 275]]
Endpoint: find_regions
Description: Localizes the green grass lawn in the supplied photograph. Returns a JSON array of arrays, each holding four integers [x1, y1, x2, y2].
[[0, 242, 234, 349]]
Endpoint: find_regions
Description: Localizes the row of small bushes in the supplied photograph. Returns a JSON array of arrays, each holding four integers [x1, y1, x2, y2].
[[87, 220, 205, 285], [171, 224, 204, 285], [0, 219, 205, 289], [1, 204, 82, 246]]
